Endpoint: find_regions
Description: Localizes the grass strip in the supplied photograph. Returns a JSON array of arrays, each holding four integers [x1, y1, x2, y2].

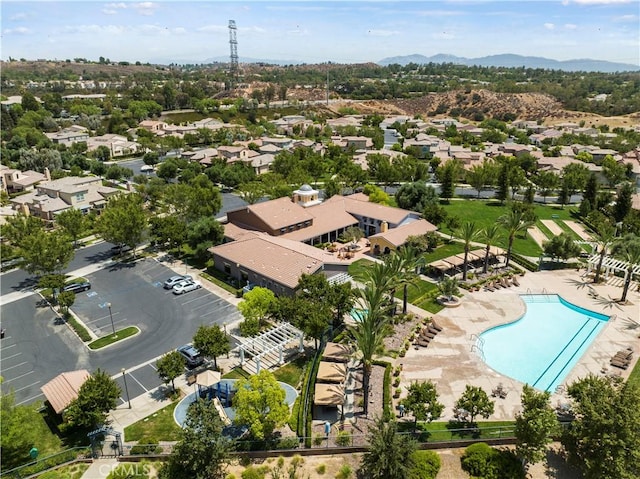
[[88, 326, 139, 350], [66, 315, 92, 342], [201, 270, 240, 295], [124, 400, 183, 442]]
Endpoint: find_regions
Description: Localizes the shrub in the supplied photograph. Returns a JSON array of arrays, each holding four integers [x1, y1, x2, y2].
[[409, 450, 441, 479], [316, 463, 327, 474], [129, 437, 160, 455], [241, 465, 269, 479], [239, 317, 260, 337], [336, 430, 352, 446], [335, 464, 353, 479], [275, 436, 300, 450], [460, 443, 524, 479], [313, 434, 324, 446]]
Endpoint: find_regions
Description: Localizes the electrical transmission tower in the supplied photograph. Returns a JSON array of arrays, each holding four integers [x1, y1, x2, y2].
[[228, 20, 239, 89]]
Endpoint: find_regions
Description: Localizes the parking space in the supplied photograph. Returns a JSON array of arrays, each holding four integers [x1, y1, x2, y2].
[[113, 364, 165, 406], [0, 297, 88, 405]]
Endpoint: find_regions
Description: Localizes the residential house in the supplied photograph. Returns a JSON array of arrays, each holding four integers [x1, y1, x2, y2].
[[45, 126, 90, 146], [86, 134, 140, 157], [0, 165, 47, 193], [10, 176, 121, 221]]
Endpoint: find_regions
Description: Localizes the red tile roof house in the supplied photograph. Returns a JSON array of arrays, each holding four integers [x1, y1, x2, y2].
[[212, 186, 436, 295]]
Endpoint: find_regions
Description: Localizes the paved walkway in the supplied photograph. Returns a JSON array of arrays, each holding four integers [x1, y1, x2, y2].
[[541, 219, 564, 236], [564, 220, 593, 241]]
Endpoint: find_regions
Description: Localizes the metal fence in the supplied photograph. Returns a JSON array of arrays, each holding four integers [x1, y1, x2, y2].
[[0, 447, 91, 479]]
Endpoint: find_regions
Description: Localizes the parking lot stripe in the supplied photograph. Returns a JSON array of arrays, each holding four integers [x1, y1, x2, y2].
[[128, 373, 148, 392], [85, 311, 121, 325], [13, 381, 41, 394], [17, 392, 44, 405], [179, 295, 207, 306], [1, 352, 22, 361], [148, 364, 157, 371], [187, 301, 213, 312], [3, 370, 35, 384], [1, 361, 29, 372], [0, 343, 17, 350]]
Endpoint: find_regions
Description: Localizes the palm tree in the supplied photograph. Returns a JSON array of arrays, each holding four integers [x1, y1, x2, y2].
[[497, 210, 534, 268], [438, 275, 459, 301], [611, 234, 640, 303], [359, 416, 417, 479], [480, 224, 502, 274], [350, 285, 390, 417], [456, 221, 479, 280], [592, 224, 615, 284], [386, 247, 424, 314]]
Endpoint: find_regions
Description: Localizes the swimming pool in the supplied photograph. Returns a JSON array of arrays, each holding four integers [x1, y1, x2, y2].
[[479, 295, 609, 393]]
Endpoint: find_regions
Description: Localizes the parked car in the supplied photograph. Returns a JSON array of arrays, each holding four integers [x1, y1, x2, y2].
[[163, 275, 192, 289], [177, 344, 204, 369], [140, 164, 154, 172], [62, 281, 91, 294], [172, 279, 202, 295]]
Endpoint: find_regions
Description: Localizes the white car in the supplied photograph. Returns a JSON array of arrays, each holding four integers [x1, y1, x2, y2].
[[164, 275, 192, 289], [140, 164, 154, 172], [172, 279, 202, 295]]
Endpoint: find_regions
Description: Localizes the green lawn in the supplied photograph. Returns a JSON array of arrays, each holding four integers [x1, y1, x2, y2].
[[440, 200, 580, 257], [397, 420, 515, 441], [88, 326, 139, 350], [628, 357, 640, 389], [273, 354, 309, 388], [124, 400, 183, 442], [422, 242, 465, 263], [347, 258, 376, 278], [396, 279, 439, 304], [222, 367, 251, 380]]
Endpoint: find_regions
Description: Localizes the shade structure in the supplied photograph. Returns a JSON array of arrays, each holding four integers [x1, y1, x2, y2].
[[195, 369, 221, 387], [41, 369, 90, 414], [322, 342, 351, 363], [316, 361, 347, 383], [314, 383, 345, 406]]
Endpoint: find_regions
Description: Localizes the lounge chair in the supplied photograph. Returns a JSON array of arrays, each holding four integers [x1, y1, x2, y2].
[[610, 358, 629, 369], [499, 389, 508, 399], [493, 280, 503, 289], [613, 350, 633, 361], [501, 277, 511, 288], [429, 321, 443, 332], [511, 276, 520, 287], [484, 281, 495, 292], [415, 337, 431, 348]]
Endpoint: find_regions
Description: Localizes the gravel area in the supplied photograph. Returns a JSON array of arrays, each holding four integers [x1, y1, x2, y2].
[[384, 312, 426, 352]]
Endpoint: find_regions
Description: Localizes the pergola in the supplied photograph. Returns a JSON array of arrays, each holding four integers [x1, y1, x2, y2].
[[239, 322, 304, 373], [586, 254, 640, 282], [429, 248, 497, 274]]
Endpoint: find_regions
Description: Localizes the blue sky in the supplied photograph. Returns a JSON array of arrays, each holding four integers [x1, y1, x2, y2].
[[2, 1, 639, 66]]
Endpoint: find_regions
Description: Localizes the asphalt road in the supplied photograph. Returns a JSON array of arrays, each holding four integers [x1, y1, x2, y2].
[[0, 296, 93, 406], [0, 241, 115, 296], [0, 250, 242, 406]]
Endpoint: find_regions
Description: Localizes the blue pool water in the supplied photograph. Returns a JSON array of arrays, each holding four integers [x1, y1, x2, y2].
[[350, 308, 367, 322], [479, 295, 609, 393]]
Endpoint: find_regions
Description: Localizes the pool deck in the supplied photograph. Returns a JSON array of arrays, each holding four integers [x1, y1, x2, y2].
[[399, 269, 639, 421]]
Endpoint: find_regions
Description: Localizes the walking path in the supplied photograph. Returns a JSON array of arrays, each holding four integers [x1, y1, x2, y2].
[[541, 219, 564, 236], [564, 220, 593, 240], [527, 225, 549, 248]]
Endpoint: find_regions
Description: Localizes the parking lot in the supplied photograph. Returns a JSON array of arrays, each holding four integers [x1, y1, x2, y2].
[[1, 256, 242, 406]]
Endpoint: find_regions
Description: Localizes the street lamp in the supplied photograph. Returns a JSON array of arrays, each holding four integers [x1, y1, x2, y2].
[[121, 368, 131, 409], [107, 303, 116, 337]]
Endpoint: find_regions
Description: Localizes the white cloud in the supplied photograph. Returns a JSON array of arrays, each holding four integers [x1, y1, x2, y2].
[[367, 29, 399, 37], [3, 27, 31, 35], [105, 3, 127, 9], [9, 12, 27, 21], [132, 2, 158, 16], [432, 31, 455, 40], [544, 23, 555, 30], [613, 14, 639, 22], [566, 0, 631, 4], [564, 23, 578, 29]]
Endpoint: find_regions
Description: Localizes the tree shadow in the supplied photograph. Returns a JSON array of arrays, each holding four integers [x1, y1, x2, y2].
[[445, 419, 481, 439]]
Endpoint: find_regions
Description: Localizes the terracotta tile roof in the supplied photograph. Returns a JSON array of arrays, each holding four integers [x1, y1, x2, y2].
[[41, 369, 90, 414], [369, 219, 437, 247], [210, 233, 337, 289], [324, 194, 416, 225], [281, 201, 358, 242], [232, 197, 314, 231]]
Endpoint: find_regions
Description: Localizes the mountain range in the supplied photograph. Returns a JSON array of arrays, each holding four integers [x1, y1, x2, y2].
[[377, 53, 640, 73]]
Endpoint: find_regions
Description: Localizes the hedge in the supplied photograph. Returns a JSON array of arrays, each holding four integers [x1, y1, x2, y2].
[[410, 450, 441, 479], [374, 360, 393, 421], [509, 253, 538, 272]]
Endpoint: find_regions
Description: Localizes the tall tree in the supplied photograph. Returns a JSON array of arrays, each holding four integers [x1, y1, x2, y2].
[[497, 210, 534, 268], [233, 370, 289, 442], [610, 234, 640, 303], [56, 209, 85, 247], [515, 385, 559, 471], [480, 224, 502, 274], [456, 221, 479, 280], [238, 287, 276, 336], [582, 173, 599, 212], [561, 375, 640, 479], [454, 385, 494, 425], [64, 369, 121, 429], [437, 159, 460, 203], [20, 229, 74, 277], [97, 193, 147, 255], [159, 399, 233, 479], [349, 285, 389, 416], [359, 417, 417, 479], [156, 351, 185, 393], [192, 324, 230, 370], [613, 182, 634, 224], [401, 381, 444, 433], [592, 223, 615, 284], [534, 171, 559, 204]]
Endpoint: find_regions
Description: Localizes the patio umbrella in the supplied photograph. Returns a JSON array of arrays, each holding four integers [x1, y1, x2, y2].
[[196, 369, 221, 387]]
